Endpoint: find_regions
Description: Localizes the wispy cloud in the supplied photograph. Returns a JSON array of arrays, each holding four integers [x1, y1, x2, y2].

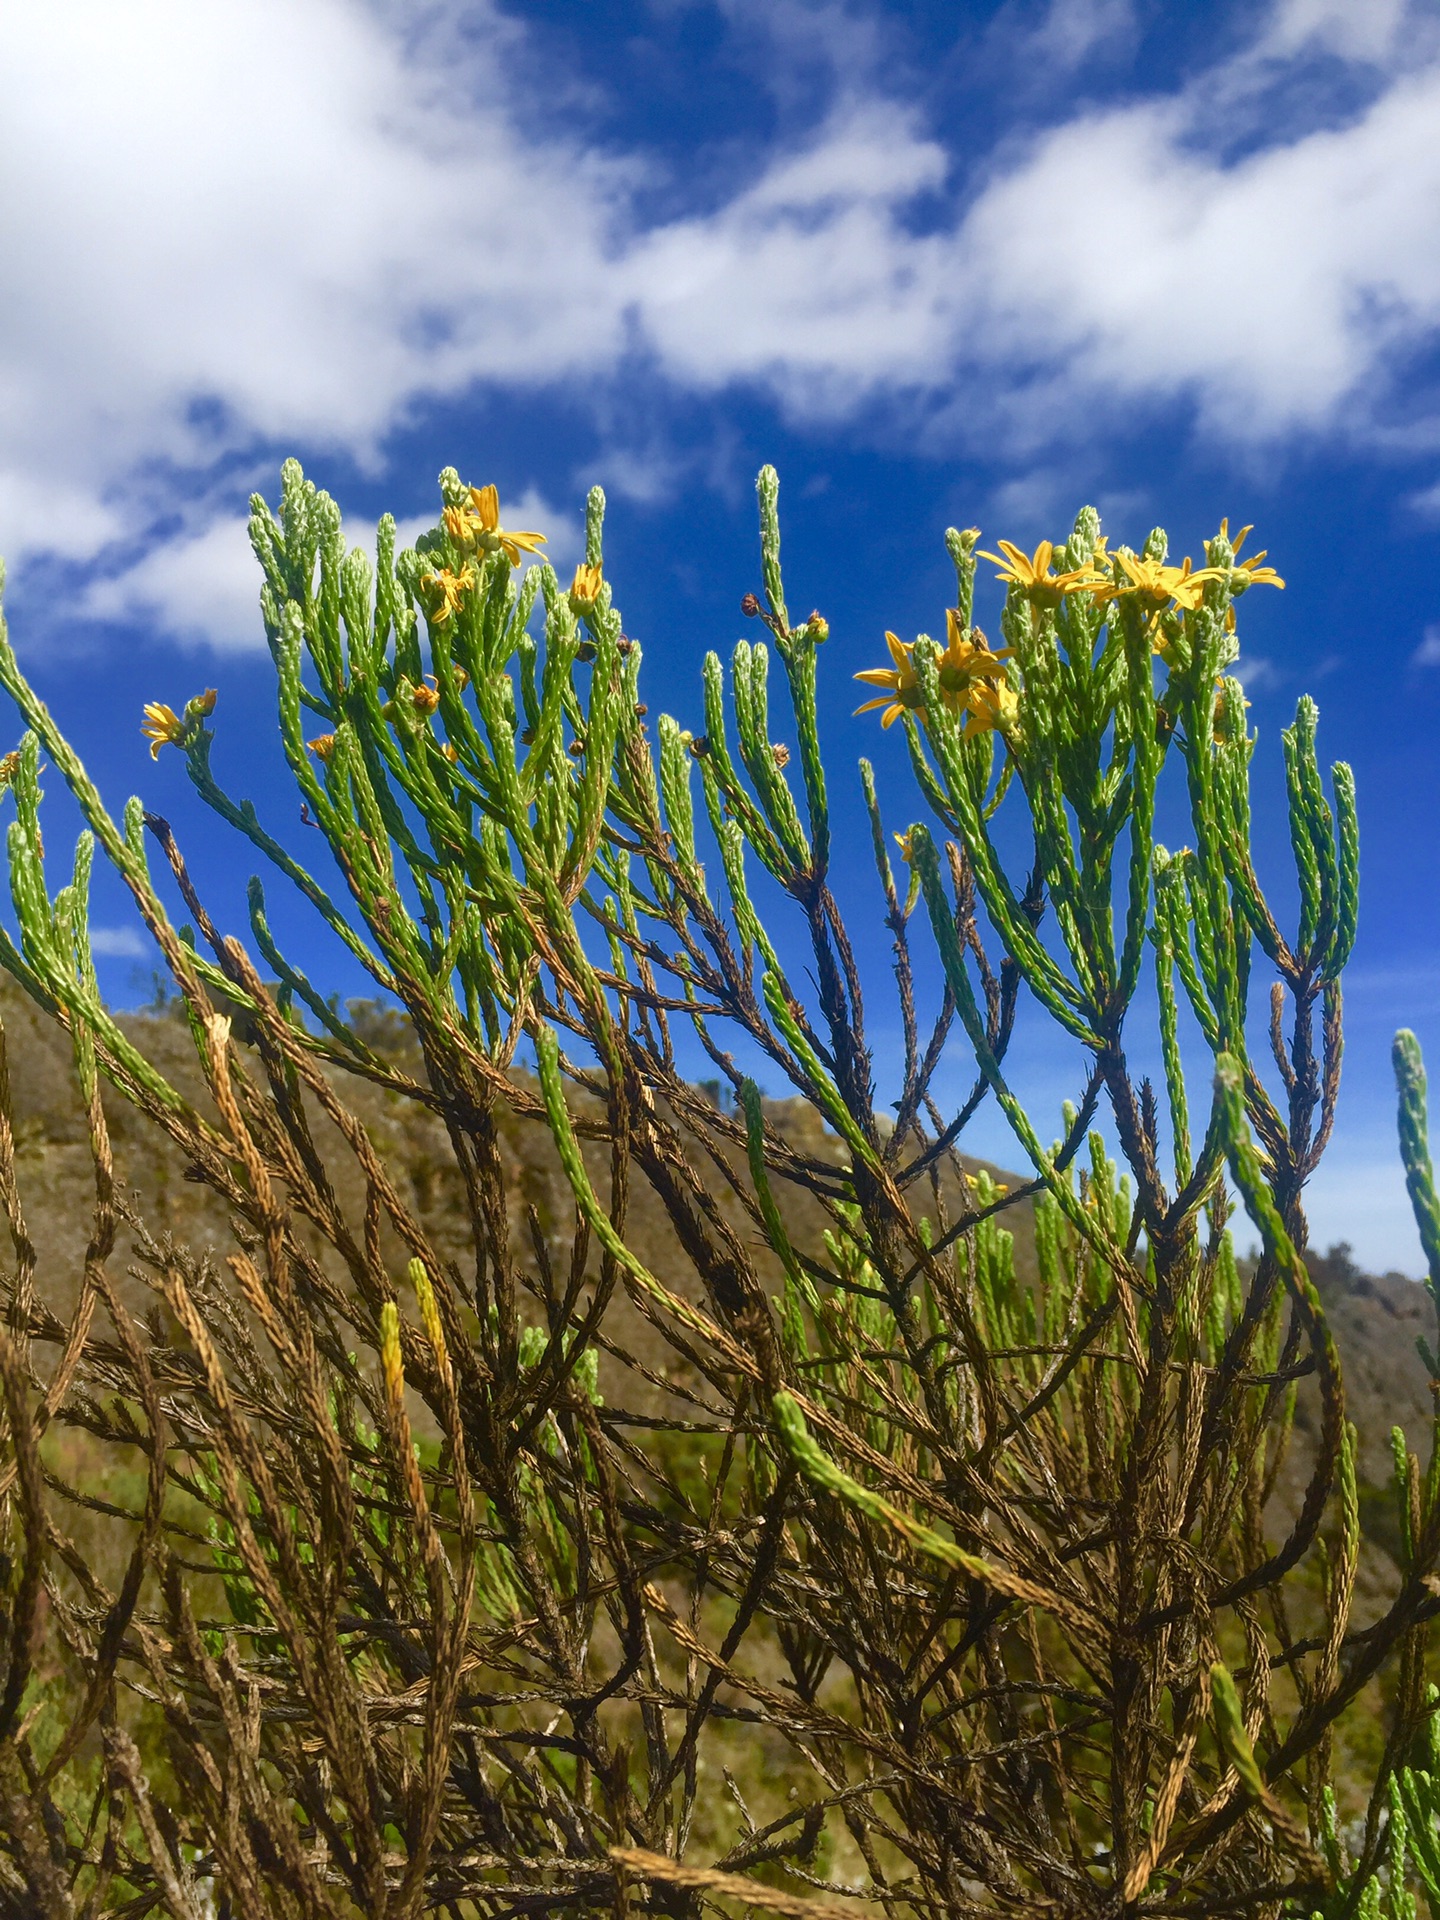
[[88, 925, 148, 960], [1261, 0, 1410, 64], [1027, 0, 1137, 71], [1413, 625, 1440, 667], [1234, 655, 1286, 691], [2, 0, 1439, 648]]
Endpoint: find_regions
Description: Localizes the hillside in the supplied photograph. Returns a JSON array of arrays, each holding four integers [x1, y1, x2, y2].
[[5, 981, 1432, 1573]]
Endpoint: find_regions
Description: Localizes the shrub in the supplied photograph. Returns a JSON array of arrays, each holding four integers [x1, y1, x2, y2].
[[0, 463, 1438, 1917]]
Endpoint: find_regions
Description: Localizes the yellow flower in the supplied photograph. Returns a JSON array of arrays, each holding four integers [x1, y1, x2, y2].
[[420, 566, 472, 626], [893, 828, 917, 865], [1220, 519, 1285, 591], [938, 609, 1011, 699], [967, 677, 1021, 737], [448, 484, 547, 568], [194, 687, 217, 717], [1087, 551, 1228, 614], [307, 733, 336, 762], [141, 701, 186, 759], [855, 615, 1013, 733], [977, 538, 1100, 607], [411, 677, 441, 716], [854, 630, 921, 728], [568, 561, 603, 614]]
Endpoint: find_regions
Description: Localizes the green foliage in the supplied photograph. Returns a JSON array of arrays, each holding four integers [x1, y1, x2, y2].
[[0, 460, 1437, 1918]]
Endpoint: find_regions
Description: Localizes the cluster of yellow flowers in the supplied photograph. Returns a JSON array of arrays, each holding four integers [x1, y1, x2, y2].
[[143, 484, 566, 758], [854, 522, 1283, 739], [420, 483, 549, 630], [854, 611, 1016, 736], [139, 498, 1282, 778], [440, 482, 547, 571]]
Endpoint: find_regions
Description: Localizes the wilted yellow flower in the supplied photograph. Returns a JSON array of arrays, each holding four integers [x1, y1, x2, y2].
[[568, 561, 603, 613], [420, 566, 472, 626], [193, 687, 217, 717], [977, 538, 1100, 607], [1088, 552, 1228, 614], [307, 733, 336, 762], [141, 702, 186, 759], [448, 484, 547, 568], [441, 503, 473, 548], [411, 677, 441, 716]]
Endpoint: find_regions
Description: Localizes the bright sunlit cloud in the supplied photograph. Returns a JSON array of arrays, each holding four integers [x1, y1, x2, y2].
[[1, 0, 1439, 648], [78, 485, 582, 652]]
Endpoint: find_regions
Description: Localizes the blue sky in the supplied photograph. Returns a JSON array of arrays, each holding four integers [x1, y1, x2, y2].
[[1, 0, 1439, 1270]]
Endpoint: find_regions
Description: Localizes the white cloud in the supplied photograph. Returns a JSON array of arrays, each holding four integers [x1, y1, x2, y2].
[[630, 98, 953, 404], [1, 0, 1439, 651], [957, 67, 1440, 442], [79, 488, 580, 652], [0, 2, 624, 565], [1412, 624, 1440, 667], [82, 518, 263, 653], [88, 925, 147, 959]]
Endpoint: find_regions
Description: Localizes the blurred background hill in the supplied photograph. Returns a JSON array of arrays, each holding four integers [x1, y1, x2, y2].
[[9, 979, 1431, 1595]]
